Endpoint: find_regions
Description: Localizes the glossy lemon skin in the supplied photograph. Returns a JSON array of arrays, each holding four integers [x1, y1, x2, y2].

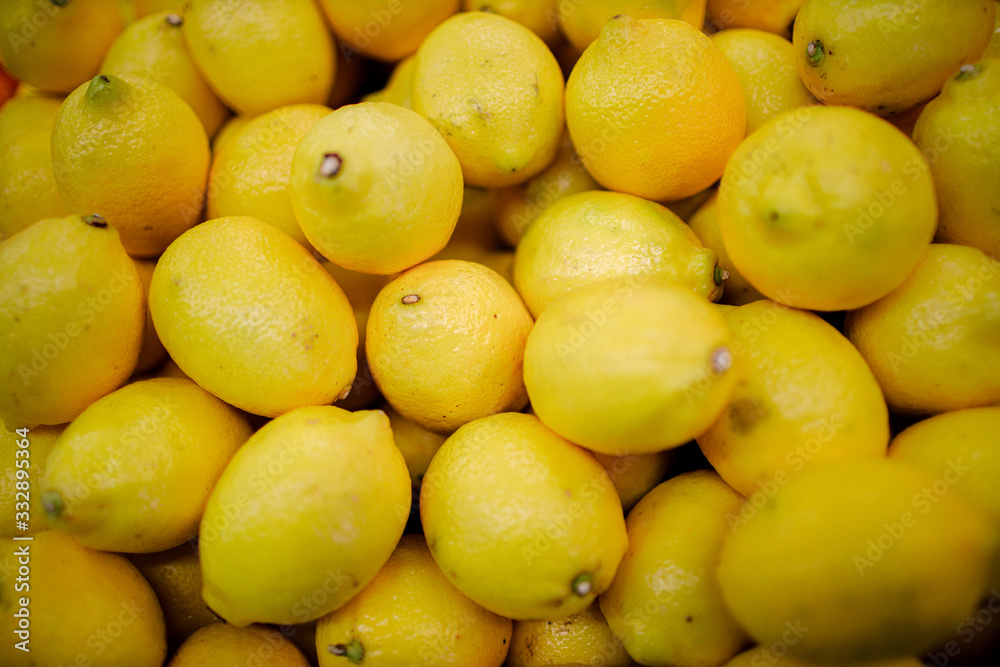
[[199, 406, 411, 626], [507, 601, 633, 667], [421, 413, 628, 620], [0, 215, 145, 426], [149, 216, 358, 418]]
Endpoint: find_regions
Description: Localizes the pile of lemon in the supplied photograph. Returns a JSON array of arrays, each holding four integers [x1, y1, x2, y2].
[[1, 0, 1000, 666]]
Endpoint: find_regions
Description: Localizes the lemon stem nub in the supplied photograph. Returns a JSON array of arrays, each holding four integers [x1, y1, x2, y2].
[[42, 491, 64, 519], [711, 347, 733, 375], [806, 40, 824, 66], [329, 639, 364, 664], [82, 214, 108, 228], [956, 64, 981, 81], [320, 153, 343, 178], [401, 294, 420, 305], [714, 266, 729, 286], [572, 573, 593, 596], [165, 14, 183, 27]]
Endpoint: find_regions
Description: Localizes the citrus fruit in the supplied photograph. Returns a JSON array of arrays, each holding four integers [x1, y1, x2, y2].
[[687, 190, 765, 306], [557, 0, 707, 52], [169, 623, 309, 667], [0, 128, 68, 239], [507, 601, 633, 667], [318, 0, 458, 62]]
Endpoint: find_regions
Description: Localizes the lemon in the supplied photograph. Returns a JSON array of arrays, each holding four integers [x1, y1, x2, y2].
[[0, 0, 123, 93], [133, 258, 168, 373], [711, 29, 817, 136], [316, 534, 512, 666], [507, 602, 633, 667], [0, 420, 62, 537], [890, 408, 1000, 572], [383, 403, 446, 487], [845, 244, 1000, 414], [412, 12, 564, 187], [130, 544, 221, 647], [0, 530, 166, 667], [913, 60, 1000, 259], [211, 112, 254, 154], [0, 128, 68, 240], [557, 0, 707, 52], [594, 451, 673, 514], [0, 95, 62, 148], [149, 216, 358, 418], [421, 412, 627, 619], [209, 103, 332, 247], [362, 55, 415, 109], [495, 131, 600, 247], [717, 105, 936, 311], [169, 623, 309, 667], [717, 460, 998, 662], [101, 11, 229, 136], [464, 0, 560, 44], [291, 102, 463, 274], [319, 0, 458, 62], [366, 260, 534, 434], [566, 16, 745, 202], [524, 279, 736, 455], [514, 191, 722, 318], [200, 406, 410, 626], [706, 0, 802, 36], [0, 214, 144, 426], [697, 300, 889, 498], [184, 0, 333, 115], [723, 649, 923, 667], [687, 191, 764, 306], [41, 377, 251, 552], [600, 471, 748, 666], [792, 0, 995, 115], [51, 74, 210, 257]]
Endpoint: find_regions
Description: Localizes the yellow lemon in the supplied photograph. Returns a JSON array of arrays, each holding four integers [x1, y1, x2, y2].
[[133, 258, 168, 373], [0, 0, 123, 93], [169, 623, 309, 667], [717, 105, 936, 311], [913, 60, 1000, 259], [711, 29, 817, 136], [845, 244, 1000, 414], [687, 191, 764, 306], [209, 103, 332, 247], [566, 16, 745, 202], [507, 601, 633, 667], [0, 214, 144, 426], [706, 0, 802, 35], [184, 0, 333, 115], [0, 128, 68, 240], [593, 451, 673, 514], [0, 531, 166, 667], [315, 534, 512, 666], [129, 544, 221, 647], [211, 112, 254, 154], [514, 191, 722, 318], [101, 11, 229, 136], [0, 420, 62, 537], [697, 300, 889, 498], [464, 0, 561, 44], [600, 471, 749, 666], [40, 377, 251, 552], [149, 216, 358, 418], [792, 0, 995, 115], [557, 0, 707, 52], [383, 403, 446, 487], [319, 0, 458, 62], [366, 260, 534, 434], [0, 95, 62, 148], [199, 406, 411, 626], [717, 460, 998, 662], [362, 55, 415, 109], [525, 278, 736, 455], [51, 74, 210, 257], [421, 412, 627, 619], [412, 11, 564, 187], [494, 131, 600, 246], [291, 102, 463, 274]]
